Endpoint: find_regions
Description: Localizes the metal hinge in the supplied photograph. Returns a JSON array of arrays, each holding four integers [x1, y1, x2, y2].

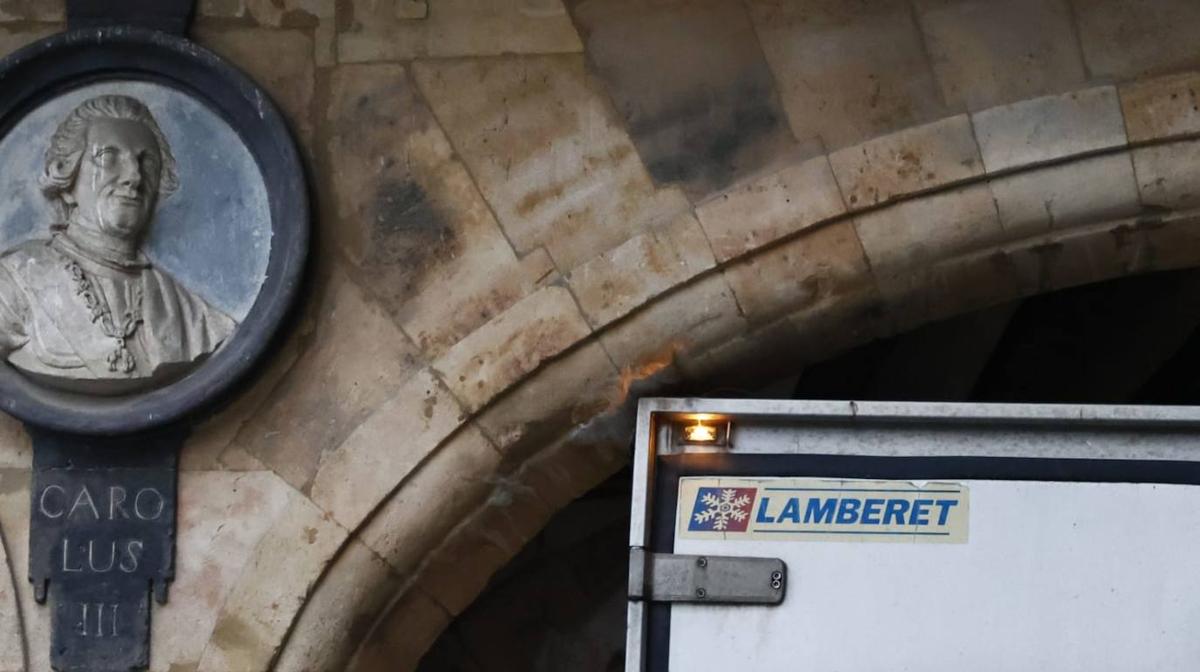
[[628, 548, 787, 605]]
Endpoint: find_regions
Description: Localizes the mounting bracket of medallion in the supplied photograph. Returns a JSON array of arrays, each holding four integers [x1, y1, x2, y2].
[[66, 0, 195, 34]]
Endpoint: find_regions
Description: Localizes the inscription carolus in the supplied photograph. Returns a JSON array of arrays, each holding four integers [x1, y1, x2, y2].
[[34, 481, 170, 654], [28, 432, 178, 672], [0, 95, 236, 395], [39, 483, 166, 574], [31, 471, 174, 600]]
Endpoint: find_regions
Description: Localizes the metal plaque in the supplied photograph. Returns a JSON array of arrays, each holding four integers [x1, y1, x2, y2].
[[29, 429, 179, 671]]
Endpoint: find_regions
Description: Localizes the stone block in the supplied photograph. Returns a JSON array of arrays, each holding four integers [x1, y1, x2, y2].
[[415, 487, 553, 617], [314, 21, 335, 67], [972, 87, 1126, 173], [0, 512, 23, 672], [748, 0, 950, 150], [309, 368, 465, 531], [512, 434, 627, 514], [396, 0, 428, 19], [877, 247, 1023, 332], [786, 287, 890, 365], [247, 0, 334, 25], [413, 56, 690, 271], [990, 153, 1141, 237], [228, 268, 420, 492], [340, 0, 581, 62], [273, 540, 402, 672], [1074, 0, 1200, 80], [349, 588, 450, 672], [182, 325, 304, 472], [1131, 212, 1200, 272], [477, 341, 622, 470], [0, 0, 62, 21], [0, 25, 55, 57], [359, 424, 501, 577], [599, 273, 746, 372], [198, 0, 245, 18], [197, 493, 347, 672], [830, 115, 982, 210], [0, 470, 41, 669], [677, 316, 804, 389], [1000, 220, 1154, 297], [1121, 72, 1200, 144], [192, 28, 315, 144], [914, 0, 1086, 112], [327, 64, 556, 359], [853, 183, 1003, 275], [722, 221, 872, 327], [1134, 141, 1200, 212], [434, 285, 593, 412], [569, 0, 799, 199], [153, 472, 293, 668], [0, 413, 29, 469], [568, 211, 715, 327], [697, 155, 846, 261]]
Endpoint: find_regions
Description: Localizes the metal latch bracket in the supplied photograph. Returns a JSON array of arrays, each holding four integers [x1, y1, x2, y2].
[[629, 548, 786, 605]]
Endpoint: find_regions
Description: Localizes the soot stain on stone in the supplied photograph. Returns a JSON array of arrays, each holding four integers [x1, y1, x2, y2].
[[368, 179, 460, 300], [633, 79, 787, 197]]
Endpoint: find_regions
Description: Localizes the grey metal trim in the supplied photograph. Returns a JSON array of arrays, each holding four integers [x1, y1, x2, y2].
[[625, 601, 646, 672], [629, 402, 656, 547], [630, 548, 786, 605], [640, 398, 1200, 427]]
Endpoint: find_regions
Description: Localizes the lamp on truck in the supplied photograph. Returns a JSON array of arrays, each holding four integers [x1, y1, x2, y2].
[[677, 414, 731, 447]]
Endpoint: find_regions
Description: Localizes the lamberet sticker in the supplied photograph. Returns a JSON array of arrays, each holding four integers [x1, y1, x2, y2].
[[677, 477, 969, 543]]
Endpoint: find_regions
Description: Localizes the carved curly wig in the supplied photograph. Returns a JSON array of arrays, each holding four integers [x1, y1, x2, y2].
[[39, 95, 180, 223]]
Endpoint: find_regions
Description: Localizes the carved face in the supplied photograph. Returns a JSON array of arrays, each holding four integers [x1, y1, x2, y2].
[[69, 118, 163, 240]]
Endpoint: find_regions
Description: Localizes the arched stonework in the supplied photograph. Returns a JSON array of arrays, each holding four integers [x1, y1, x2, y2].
[[0, 2, 1198, 670], [0, 469, 27, 672], [321, 86, 1200, 670]]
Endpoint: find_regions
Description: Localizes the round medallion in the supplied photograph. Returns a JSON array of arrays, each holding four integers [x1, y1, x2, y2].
[[0, 28, 308, 434]]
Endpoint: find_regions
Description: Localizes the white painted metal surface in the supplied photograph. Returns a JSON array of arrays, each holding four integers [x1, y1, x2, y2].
[[672, 479, 1200, 671], [628, 399, 1200, 672]]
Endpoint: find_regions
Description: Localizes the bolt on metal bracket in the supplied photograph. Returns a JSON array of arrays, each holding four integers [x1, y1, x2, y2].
[[629, 548, 787, 605]]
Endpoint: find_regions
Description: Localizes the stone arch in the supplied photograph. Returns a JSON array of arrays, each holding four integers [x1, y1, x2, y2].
[[248, 77, 1200, 671], [1, 3, 1199, 671]]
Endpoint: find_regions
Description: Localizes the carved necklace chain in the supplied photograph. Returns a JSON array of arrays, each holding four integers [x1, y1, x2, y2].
[[64, 260, 144, 373]]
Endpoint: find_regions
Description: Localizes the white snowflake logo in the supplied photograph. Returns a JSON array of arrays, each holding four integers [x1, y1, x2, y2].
[[693, 488, 752, 530]]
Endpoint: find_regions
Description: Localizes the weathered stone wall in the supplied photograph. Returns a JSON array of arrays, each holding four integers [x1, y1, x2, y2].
[[0, 0, 1198, 670]]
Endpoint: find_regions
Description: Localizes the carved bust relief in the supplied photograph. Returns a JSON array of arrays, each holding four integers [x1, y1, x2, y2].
[[0, 95, 234, 394], [0, 84, 271, 396]]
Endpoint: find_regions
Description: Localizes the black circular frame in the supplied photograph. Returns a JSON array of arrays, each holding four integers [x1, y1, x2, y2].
[[0, 28, 308, 435]]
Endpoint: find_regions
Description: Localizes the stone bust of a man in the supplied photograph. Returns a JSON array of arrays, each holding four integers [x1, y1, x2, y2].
[[0, 95, 236, 395]]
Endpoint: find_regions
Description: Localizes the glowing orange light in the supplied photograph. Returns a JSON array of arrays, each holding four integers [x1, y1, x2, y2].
[[684, 420, 717, 443]]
